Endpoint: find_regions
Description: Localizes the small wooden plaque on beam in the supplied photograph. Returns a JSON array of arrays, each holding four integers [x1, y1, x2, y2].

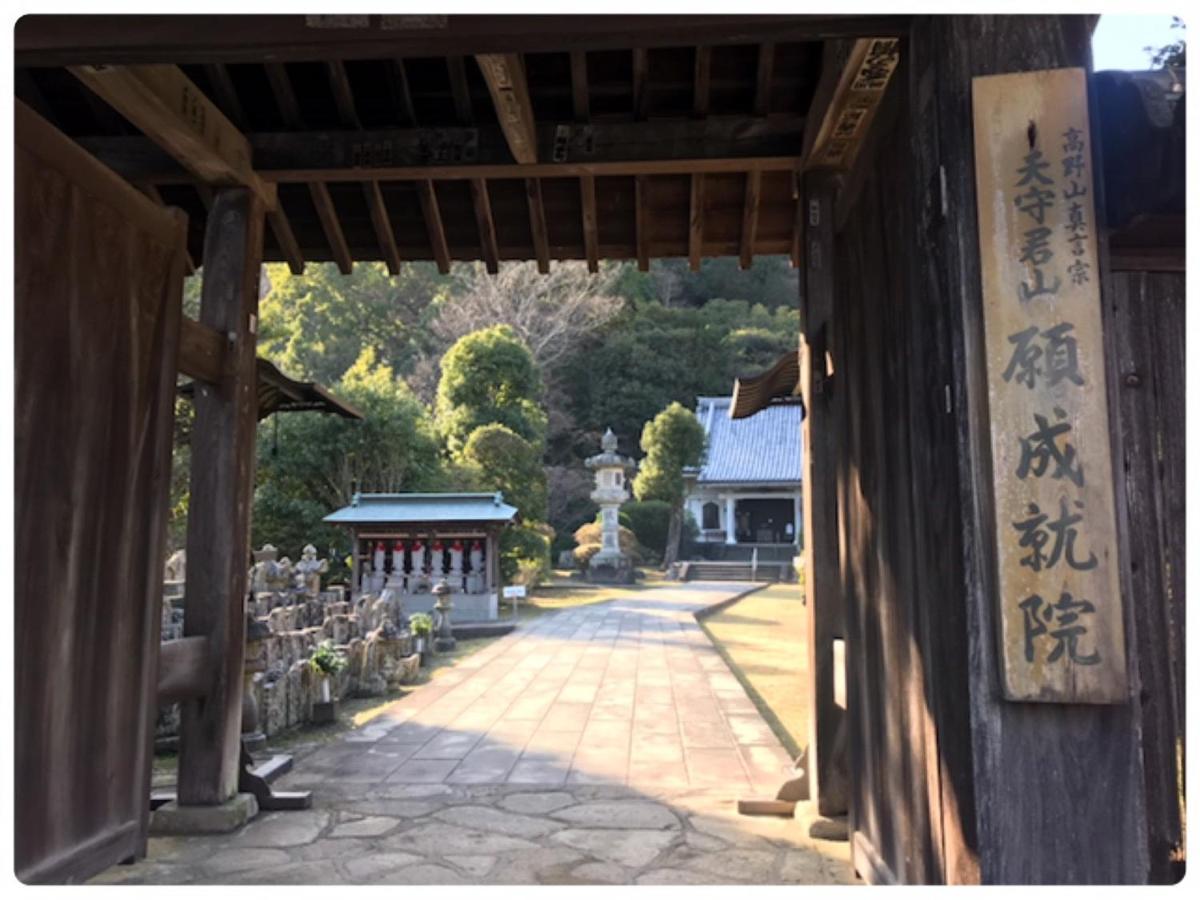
[[972, 67, 1126, 704]]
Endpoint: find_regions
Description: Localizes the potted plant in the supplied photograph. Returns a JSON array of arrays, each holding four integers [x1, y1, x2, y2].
[[409, 613, 433, 663], [309, 641, 347, 720]]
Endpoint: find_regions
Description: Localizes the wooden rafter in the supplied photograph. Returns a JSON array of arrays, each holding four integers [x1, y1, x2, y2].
[[803, 37, 900, 172], [363, 181, 401, 275], [635, 175, 650, 272], [754, 43, 775, 116], [203, 63, 245, 129], [264, 62, 303, 129], [688, 173, 705, 271], [524, 177, 550, 274], [579, 174, 599, 273], [267, 200, 305, 275], [391, 58, 418, 126], [469, 177, 500, 274], [326, 60, 361, 129], [740, 169, 762, 269], [475, 53, 538, 164], [416, 179, 451, 274], [308, 182, 352, 274], [693, 46, 712, 118], [447, 55, 474, 124], [68, 64, 273, 206], [632, 48, 649, 120], [570, 51, 590, 122]]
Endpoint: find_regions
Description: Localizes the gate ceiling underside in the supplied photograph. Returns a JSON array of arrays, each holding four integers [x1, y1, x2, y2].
[[15, 14, 909, 274]]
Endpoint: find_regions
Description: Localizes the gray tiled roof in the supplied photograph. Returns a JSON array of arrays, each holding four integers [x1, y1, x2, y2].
[[691, 396, 803, 485]]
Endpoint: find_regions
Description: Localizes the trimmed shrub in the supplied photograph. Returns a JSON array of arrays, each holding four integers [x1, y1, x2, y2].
[[621, 500, 672, 562], [501, 523, 552, 585]]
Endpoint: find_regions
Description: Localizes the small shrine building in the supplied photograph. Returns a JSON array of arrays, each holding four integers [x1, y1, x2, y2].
[[324, 492, 517, 622]]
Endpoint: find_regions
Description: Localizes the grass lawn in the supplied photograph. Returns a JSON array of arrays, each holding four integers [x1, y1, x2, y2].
[[699, 581, 809, 761]]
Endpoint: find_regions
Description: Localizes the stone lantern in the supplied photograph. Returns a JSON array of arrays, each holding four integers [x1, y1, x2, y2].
[[584, 428, 636, 582], [431, 579, 457, 652]]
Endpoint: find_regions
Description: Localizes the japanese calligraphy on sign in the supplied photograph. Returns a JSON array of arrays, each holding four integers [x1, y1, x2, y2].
[[971, 68, 1126, 704]]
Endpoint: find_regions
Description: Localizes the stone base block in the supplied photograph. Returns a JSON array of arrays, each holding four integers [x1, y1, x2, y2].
[[312, 700, 338, 724], [149, 793, 258, 835]]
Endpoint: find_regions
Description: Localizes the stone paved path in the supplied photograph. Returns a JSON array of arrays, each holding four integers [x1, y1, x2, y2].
[[94, 583, 855, 885]]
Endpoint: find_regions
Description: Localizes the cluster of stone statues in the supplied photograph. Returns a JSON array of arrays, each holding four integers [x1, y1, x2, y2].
[[360, 538, 488, 596], [250, 543, 329, 597]]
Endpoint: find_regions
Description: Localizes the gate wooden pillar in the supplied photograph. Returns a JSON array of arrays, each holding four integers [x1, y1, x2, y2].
[[800, 168, 849, 815], [177, 187, 265, 805]]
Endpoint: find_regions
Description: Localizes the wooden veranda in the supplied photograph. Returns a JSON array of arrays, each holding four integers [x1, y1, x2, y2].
[[13, 13, 1185, 886]]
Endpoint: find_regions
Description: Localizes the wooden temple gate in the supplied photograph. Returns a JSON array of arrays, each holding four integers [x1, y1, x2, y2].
[[13, 14, 1184, 885]]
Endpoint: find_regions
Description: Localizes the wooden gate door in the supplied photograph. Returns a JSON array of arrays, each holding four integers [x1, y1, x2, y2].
[[14, 102, 188, 884]]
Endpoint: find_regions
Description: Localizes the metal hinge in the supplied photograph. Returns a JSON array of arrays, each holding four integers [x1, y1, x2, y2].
[[944, 384, 952, 414], [938, 165, 949, 218]]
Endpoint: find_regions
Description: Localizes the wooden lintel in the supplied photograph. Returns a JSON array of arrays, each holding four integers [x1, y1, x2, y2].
[[475, 53, 538, 164], [83, 117, 807, 182], [363, 180, 402, 275], [525, 177, 550, 274], [688, 173, 705, 271], [693, 46, 712, 118], [68, 63, 273, 207], [178, 316, 227, 384], [740, 169, 762, 269], [754, 43, 776, 116], [308, 182, 353, 274], [570, 51, 590, 122], [470, 177, 500, 274], [326, 60, 361, 129], [580, 174, 599, 273], [157, 636, 211, 705], [264, 62, 303, 129], [632, 48, 649, 121], [416, 179, 451, 274], [635, 175, 650, 272], [447, 55, 474, 124], [803, 37, 900, 172], [203, 63, 245, 129], [267, 199, 305, 275]]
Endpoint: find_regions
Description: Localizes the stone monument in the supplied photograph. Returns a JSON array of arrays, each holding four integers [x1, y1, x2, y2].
[[584, 427, 636, 583]]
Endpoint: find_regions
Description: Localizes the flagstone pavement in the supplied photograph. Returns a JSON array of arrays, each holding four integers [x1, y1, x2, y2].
[[94, 582, 855, 885]]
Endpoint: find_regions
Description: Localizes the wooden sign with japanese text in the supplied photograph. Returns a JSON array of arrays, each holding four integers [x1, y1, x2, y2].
[[972, 68, 1126, 703]]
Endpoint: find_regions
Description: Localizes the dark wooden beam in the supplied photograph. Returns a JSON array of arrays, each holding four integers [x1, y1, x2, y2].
[[203, 63, 246, 129], [635, 175, 650, 272], [264, 62, 303, 129], [157, 637, 211, 705], [141, 182, 197, 273], [525, 177, 550, 274], [803, 37, 900, 172], [68, 63, 273, 205], [267, 199, 305, 275], [177, 186, 264, 807], [86, 116, 807, 182], [308, 182, 353, 274], [178, 316, 227, 383], [17, 15, 910, 65], [391, 58, 418, 126], [693, 46, 712, 118], [580, 174, 599, 273], [688, 173, 705, 271], [469, 177, 499, 274], [632, 48, 650, 121], [754, 42, 775, 116], [326, 60, 361, 129], [475, 53, 538, 164], [447, 55, 474, 124], [363, 180, 402, 275], [739, 169, 762, 269], [416, 179, 451, 274], [570, 51, 590, 122]]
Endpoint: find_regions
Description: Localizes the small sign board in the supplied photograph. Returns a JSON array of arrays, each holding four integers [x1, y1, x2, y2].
[[502, 585, 526, 599], [972, 67, 1126, 704]]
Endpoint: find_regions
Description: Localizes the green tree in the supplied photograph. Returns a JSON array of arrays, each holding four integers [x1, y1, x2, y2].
[[252, 347, 445, 573], [459, 423, 548, 521], [1147, 16, 1185, 69], [436, 324, 547, 455], [633, 401, 707, 568]]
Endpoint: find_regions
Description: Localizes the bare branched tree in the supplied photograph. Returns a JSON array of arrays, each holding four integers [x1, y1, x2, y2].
[[431, 261, 626, 379]]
